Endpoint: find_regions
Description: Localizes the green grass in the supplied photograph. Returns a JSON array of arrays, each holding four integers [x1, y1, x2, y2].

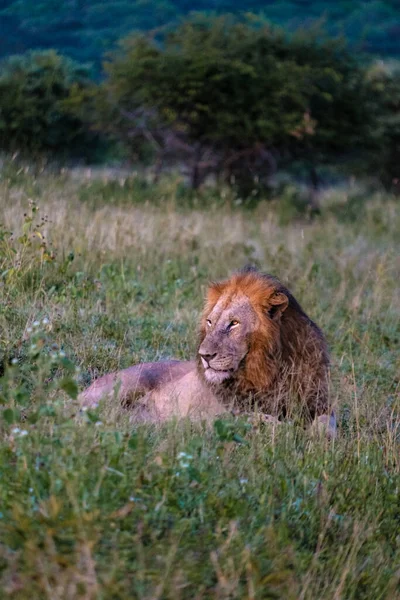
[[0, 165, 399, 598]]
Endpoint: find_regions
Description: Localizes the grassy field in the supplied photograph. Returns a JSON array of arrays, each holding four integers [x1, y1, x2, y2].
[[0, 164, 399, 599]]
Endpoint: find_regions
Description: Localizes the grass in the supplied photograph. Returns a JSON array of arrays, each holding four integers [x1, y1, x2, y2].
[[0, 164, 399, 599]]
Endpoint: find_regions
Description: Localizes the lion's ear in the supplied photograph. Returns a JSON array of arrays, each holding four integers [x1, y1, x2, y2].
[[268, 291, 289, 319]]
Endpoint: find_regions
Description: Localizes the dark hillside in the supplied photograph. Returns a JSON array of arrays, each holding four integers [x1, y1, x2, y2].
[[0, 0, 399, 69]]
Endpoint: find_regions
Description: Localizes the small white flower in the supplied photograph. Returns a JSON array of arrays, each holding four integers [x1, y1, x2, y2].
[[33, 320, 40, 328], [59, 350, 66, 357], [11, 358, 19, 365], [26, 327, 33, 333], [177, 452, 193, 469], [177, 452, 193, 459], [240, 478, 248, 485], [11, 428, 28, 437], [42, 317, 49, 325], [95, 421, 103, 427]]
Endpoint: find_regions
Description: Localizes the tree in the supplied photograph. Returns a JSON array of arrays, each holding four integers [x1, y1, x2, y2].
[[0, 50, 92, 156], [92, 15, 376, 193], [365, 61, 400, 192]]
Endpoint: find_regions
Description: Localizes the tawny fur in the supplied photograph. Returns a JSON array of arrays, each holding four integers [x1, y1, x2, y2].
[[80, 269, 333, 431], [198, 270, 330, 420]]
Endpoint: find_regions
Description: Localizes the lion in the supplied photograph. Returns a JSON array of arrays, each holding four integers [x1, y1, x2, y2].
[[80, 267, 336, 436]]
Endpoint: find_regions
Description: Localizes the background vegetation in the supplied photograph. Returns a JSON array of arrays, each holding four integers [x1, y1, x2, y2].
[[0, 14, 399, 195], [1, 0, 400, 66], [0, 164, 399, 598], [0, 50, 95, 156]]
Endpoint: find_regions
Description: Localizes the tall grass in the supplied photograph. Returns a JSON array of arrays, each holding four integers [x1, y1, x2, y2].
[[0, 165, 399, 598]]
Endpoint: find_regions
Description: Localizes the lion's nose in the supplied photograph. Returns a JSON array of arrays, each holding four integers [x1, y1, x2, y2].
[[199, 352, 217, 365]]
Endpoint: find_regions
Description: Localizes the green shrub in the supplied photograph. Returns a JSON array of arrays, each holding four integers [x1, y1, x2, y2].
[[365, 61, 400, 192], [0, 50, 93, 156]]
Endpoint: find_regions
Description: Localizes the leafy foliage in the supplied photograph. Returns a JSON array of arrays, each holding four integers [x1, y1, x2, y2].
[[366, 61, 400, 191], [0, 50, 93, 155], [0, 15, 398, 193], [79, 17, 379, 192]]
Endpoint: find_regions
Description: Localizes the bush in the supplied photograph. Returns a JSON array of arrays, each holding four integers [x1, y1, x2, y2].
[[0, 50, 93, 156], [365, 61, 400, 192]]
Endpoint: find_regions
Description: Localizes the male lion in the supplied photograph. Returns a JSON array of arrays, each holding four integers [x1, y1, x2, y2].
[[81, 268, 336, 435]]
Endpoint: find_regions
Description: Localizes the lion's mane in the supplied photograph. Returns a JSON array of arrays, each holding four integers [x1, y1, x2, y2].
[[197, 269, 330, 420]]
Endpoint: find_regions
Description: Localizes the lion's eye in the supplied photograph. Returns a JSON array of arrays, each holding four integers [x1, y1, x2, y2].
[[229, 320, 239, 328], [206, 319, 212, 327]]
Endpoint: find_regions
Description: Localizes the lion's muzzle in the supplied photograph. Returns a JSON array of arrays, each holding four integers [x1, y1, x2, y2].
[[199, 349, 237, 383]]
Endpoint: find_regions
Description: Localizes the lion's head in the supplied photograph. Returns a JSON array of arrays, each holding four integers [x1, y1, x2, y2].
[[198, 269, 290, 386], [197, 268, 328, 413]]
